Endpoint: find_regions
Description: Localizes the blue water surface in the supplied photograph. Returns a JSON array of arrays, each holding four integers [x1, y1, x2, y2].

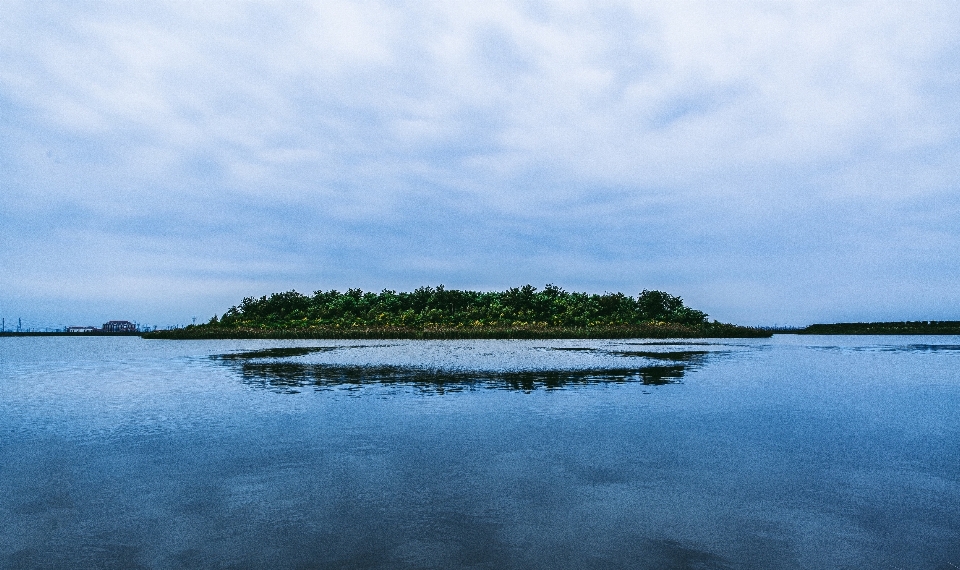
[[1, 335, 959, 569]]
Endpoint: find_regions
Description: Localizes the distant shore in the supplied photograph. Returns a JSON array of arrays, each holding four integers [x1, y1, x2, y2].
[[797, 321, 960, 335], [0, 331, 142, 337], [8, 323, 960, 339]]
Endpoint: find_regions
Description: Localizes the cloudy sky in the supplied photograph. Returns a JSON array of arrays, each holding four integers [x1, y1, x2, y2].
[[2, 1, 959, 329]]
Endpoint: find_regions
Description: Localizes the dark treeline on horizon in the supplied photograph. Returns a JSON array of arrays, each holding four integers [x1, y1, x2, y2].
[[213, 285, 710, 329], [800, 321, 960, 335]]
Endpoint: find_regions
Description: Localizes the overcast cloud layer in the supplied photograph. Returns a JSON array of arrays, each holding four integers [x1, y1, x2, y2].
[[2, 1, 960, 328]]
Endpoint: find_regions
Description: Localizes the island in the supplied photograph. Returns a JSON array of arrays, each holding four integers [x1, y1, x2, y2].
[[143, 285, 770, 339]]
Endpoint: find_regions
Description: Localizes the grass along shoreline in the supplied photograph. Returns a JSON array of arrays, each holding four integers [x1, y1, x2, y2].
[[144, 321, 770, 340]]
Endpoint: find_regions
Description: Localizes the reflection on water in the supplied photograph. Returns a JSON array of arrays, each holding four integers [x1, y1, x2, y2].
[[622, 341, 716, 346], [548, 347, 713, 362], [229, 361, 692, 393], [216, 346, 341, 359], [4, 335, 960, 569], [214, 344, 712, 393], [606, 350, 711, 362]]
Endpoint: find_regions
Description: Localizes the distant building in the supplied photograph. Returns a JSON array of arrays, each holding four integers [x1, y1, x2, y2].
[[102, 320, 137, 332], [66, 326, 97, 333]]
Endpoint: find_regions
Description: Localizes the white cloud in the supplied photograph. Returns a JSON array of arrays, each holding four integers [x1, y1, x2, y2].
[[1, 0, 960, 325], [6, 1, 955, 189]]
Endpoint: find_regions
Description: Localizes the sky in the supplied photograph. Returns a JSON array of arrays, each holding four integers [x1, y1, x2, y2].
[[2, 1, 960, 329]]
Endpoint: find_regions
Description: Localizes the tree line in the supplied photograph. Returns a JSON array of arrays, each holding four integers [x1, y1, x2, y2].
[[212, 285, 710, 329]]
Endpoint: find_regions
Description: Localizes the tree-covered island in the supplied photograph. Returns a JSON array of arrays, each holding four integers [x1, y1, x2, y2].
[[144, 285, 770, 339]]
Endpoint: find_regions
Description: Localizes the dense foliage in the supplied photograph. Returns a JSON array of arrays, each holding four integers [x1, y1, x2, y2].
[[212, 285, 710, 329]]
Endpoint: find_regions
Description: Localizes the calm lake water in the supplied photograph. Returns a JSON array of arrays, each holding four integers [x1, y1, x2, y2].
[[2, 335, 959, 569]]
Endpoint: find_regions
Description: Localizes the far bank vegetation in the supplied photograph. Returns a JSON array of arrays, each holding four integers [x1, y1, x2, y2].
[[146, 285, 770, 339]]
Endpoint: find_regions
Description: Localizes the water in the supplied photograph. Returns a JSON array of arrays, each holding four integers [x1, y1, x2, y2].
[[1, 335, 959, 569]]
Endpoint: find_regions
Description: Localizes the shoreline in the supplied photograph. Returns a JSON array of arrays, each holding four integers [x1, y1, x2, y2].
[[797, 321, 960, 335], [143, 323, 772, 340], [10, 324, 959, 339], [0, 331, 143, 337]]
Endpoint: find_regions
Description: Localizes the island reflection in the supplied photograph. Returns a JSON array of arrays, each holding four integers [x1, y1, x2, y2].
[[215, 346, 713, 393]]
